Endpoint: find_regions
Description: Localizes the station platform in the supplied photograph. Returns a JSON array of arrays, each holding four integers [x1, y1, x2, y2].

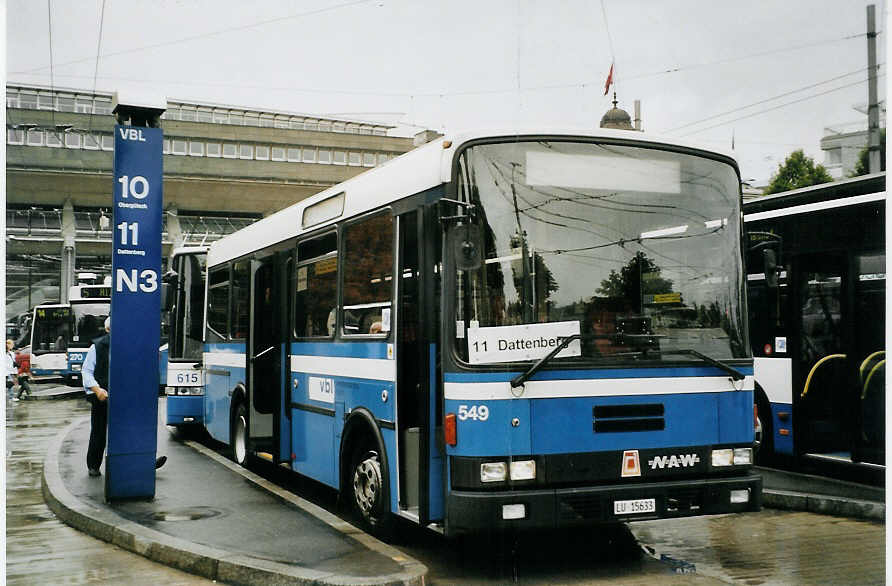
[[41, 402, 427, 586]]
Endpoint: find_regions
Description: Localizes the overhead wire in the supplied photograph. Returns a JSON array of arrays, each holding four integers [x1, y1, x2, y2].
[[677, 73, 886, 137], [47, 0, 56, 134], [88, 0, 106, 134], [9, 14, 868, 102], [663, 66, 879, 134], [11, 0, 378, 77]]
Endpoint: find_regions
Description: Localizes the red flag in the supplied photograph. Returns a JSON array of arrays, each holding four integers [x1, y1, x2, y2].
[[603, 62, 614, 96]]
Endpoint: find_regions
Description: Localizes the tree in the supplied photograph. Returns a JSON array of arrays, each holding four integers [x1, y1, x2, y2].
[[850, 129, 886, 176], [596, 251, 672, 303], [764, 149, 833, 195]]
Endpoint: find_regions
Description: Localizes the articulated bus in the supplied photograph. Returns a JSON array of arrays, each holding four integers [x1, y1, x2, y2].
[[201, 128, 760, 537], [163, 247, 208, 427], [30, 276, 111, 385], [745, 173, 885, 468]]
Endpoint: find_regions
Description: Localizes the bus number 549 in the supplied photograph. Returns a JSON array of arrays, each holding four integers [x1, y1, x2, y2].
[[458, 404, 489, 421]]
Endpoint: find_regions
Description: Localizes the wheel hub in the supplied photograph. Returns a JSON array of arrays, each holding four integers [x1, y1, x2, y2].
[[353, 455, 381, 516]]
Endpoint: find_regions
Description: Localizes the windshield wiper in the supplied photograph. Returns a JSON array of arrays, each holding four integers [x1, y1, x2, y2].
[[510, 338, 745, 388], [651, 348, 746, 381], [510, 333, 600, 388]]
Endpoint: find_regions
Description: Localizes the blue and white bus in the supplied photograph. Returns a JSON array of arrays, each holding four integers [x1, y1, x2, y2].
[[30, 276, 110, 385], [745, 173, 885, 468], [163, 246, 208, 427], [201, 128, 760, 537]]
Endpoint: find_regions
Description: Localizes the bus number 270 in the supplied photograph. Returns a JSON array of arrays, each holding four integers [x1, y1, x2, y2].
[[458, 404, 489, 421]]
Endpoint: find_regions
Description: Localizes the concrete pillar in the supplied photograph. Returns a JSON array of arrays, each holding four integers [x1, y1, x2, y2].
[[60, 199, 76, 303], [165, 205, 184, 251]]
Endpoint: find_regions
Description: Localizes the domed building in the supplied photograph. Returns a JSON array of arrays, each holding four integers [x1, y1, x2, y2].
[[600, 94, 637, 131]]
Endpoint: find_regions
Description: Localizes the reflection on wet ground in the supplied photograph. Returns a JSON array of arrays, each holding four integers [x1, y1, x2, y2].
[[631, 510, 885, 585], [5, 392, 213, 585], [7, 386, 886, 585]]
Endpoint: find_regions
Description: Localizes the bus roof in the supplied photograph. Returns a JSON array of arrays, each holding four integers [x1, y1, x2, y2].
[[743, 172, 885, 217], [208, 127, 738, 266]]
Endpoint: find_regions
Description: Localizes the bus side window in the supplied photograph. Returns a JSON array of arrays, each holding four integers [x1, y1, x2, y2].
[[342, 212, 393, 336], [295, 232, 338, 338], [206, 266, 230, 342], [230, 260, 250, 340]]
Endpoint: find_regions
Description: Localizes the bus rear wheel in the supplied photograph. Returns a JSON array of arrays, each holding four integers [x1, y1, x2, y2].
[[231, 403, 248, 466], [349, 447, 393, 538]]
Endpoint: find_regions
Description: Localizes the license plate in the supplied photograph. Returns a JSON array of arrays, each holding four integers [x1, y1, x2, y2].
[[614, 498, 656, 515]]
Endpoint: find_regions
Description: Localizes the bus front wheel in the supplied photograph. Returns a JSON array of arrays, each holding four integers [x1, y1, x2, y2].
[[349, 447, 393, 538], [231, 403, 248, 466]]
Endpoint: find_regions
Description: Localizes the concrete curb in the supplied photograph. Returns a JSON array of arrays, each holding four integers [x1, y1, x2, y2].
[[25, 387, 84, 401], [763, 489, 885, 522], [43, 417, 427, 586]]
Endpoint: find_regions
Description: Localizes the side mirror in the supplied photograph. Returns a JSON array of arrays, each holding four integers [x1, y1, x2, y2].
[[763, 248, 778, 289], [448, 223, 484, 271]]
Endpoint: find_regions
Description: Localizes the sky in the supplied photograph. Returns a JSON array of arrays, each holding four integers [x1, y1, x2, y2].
[[5, 0, 888, 184]]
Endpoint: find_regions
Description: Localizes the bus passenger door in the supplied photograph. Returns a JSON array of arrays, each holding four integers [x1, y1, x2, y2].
[[396, 210, 432, 522], [248, 254, 286, 460], [793, 254, 851, 457]]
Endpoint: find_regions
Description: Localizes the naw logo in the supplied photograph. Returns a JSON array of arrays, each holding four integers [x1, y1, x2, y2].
[[648, 453, 701, 470]]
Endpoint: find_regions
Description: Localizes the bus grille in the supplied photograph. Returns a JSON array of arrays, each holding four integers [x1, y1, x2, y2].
[[593, 403, 665, 433]]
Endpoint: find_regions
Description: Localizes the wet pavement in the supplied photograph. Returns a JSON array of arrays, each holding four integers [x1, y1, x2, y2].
[[41, 397, 426, 585], [6, 391, 214, 585], [7, 382, 887, 585]]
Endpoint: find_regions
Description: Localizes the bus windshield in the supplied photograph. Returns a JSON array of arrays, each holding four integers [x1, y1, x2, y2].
[[453, 140, 748, 366], [32, 306, 71, 355], [169, 252, 207, 360], [71, 302, 109, 346]]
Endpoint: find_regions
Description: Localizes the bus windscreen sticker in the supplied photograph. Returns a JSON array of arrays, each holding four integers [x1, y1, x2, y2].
[[466, 321, 581, 364]]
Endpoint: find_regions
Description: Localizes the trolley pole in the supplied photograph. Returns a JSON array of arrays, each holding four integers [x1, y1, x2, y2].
[[866, 4, 881, 174]]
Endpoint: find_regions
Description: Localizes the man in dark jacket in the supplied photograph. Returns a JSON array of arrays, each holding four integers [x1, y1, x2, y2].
[[82, 317, 166, 477]]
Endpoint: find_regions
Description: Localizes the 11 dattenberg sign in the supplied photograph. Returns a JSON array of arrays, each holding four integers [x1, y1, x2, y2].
[[106, 121, 163, 500]]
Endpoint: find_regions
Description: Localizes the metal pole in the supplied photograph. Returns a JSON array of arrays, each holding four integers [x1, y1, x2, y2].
[[867, 4, 881, 173]]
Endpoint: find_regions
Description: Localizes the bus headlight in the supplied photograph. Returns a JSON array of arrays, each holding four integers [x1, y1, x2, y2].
[[509, 460, 536, 481], [165, 386, 176, 396], [480, 462, 507, 483], [711, 448, 753, 467], [189, 387, 204, 395], [711, 449, 734, 467], [733, 448, 753, 465]]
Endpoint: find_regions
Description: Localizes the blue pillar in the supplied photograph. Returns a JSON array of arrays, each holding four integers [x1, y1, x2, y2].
[[106, 94, 166, 501]]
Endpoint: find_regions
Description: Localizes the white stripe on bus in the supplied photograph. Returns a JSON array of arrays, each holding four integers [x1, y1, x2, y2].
[[744, 192, 884, 222], [204, 352, 246, 368], [444, 375, 754, 401], [290, 355, 395, 382]]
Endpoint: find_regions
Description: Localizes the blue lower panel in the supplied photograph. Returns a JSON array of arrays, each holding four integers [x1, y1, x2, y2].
[[205, 369, 242, 444], [770, 402, 794, 455], [291, 409, 335, 487], [446, 391, 754, 457], [166, 395, 203, 426]]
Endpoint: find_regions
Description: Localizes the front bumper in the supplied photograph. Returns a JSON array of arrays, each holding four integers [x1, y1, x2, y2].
[[165, 395, 204, 426], [446, 473, 761, 535]]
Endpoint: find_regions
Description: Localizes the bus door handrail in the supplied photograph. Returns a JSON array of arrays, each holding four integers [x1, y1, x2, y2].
[[862, 359, 885, 400], [800, 353, 846, 398]]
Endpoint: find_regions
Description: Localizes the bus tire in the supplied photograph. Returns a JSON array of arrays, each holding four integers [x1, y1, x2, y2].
[[754, 385, 773, 465], [230, 402, 248, 466], [349, 445, 393, 539]]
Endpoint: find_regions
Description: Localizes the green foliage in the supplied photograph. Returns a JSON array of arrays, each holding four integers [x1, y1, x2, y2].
[[764, 149, 833, 195], [596, 251, 673, 301], [851, 129, 886, 177]]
